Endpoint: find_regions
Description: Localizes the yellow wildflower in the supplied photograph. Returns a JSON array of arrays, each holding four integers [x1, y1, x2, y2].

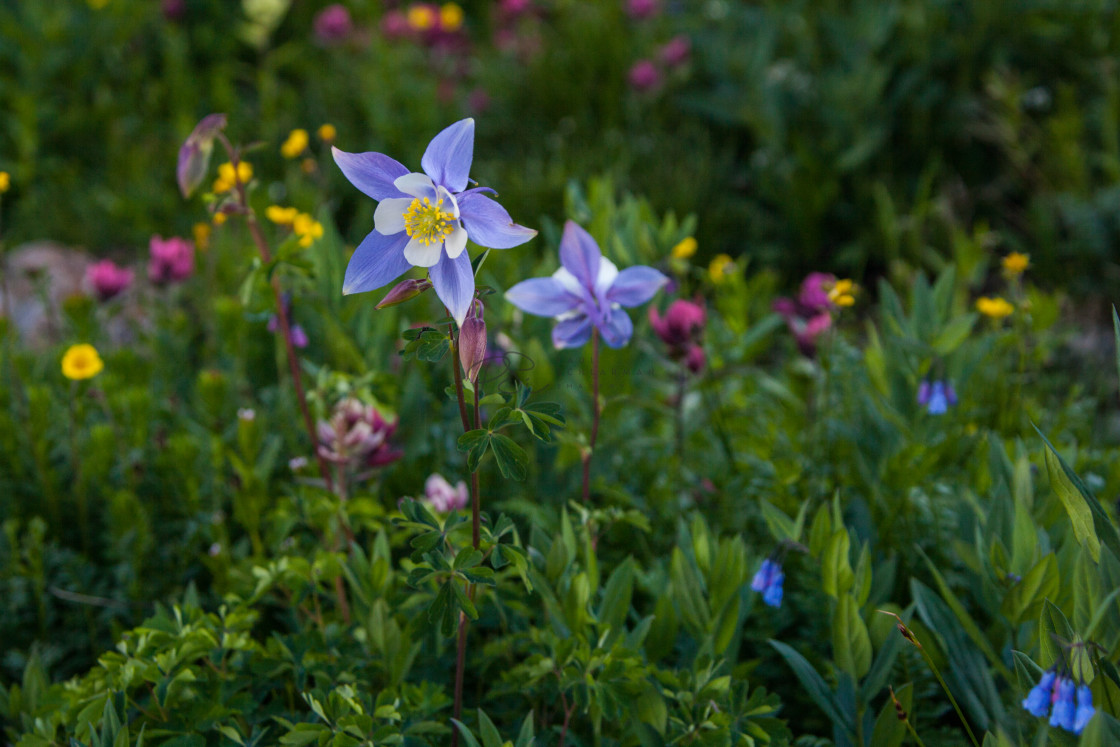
[[976, 296, 1013, 319], [439, 3, 464, 31], [317, 123, 337, 143], [0, 171, 9, 194], [62, 344, 104, 380], [828, 278, 857, 307], [267, 205, 299, 225], [281, 129, 309, 159], [1002, 252, 1030, 276], [293, 212, 324, 247], [709, 253, 735, 283], [213, 212, 228, 226], [408, 4, 436, 30], [193, 222, 212, 251], [213, 161, 253, 193], [671, 236, 697, 260]]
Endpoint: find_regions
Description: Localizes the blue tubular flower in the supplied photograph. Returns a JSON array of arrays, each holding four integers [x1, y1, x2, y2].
[[332, 119, 537, 325], [1049, 677, 1077, 731], [505, 220, 668, 349], [750, 558, 784, 608], [1021, 670, 1055, 718], [918, 379, 957, 415], [1072, 684, 1095, 734]]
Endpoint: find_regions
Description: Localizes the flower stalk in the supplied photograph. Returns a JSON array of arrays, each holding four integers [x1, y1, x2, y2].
[[581, 328, 601, 503]]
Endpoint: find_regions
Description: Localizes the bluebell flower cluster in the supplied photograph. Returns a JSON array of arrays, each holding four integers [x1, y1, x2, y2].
[[1022, 670, 1094, 734], [750, 558, 785, 608], [917, 379, 957, 415]]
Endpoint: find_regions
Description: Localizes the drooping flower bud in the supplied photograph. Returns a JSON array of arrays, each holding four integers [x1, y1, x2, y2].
[[376, 278, 432, 309], [177, 113, 227, 198], [459, 300, 487, 384]]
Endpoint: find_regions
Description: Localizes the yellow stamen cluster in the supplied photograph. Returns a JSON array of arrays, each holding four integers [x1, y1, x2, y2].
[[828, 278, 857, 307], [0, 171, 9, 194], [403, 197, 455, 246], [62, 344, 104, 380], [976, 296, 1013, 319], [671, 236, 697, 259], [708, 253, 735, 283], [318, 123, 337, 143], [213, 161, 253, 194], [281, 129, 309, 159], [1002, 252, 1030, 276]]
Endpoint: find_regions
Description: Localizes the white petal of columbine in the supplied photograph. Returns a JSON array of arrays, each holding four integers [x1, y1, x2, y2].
[[373, 197, 412, 235], [553, 267, 584, 297], [394, 172, 437, 199], [595, 257, 619, 296], [444, 225, 469, 259], [404, 237, 444, 267], [436, 185, 461, 218]]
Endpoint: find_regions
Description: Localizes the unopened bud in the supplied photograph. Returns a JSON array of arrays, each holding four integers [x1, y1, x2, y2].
[[177, 113, 227, 198], [459, 301, 487, 383], [376, 278, 431, 309]]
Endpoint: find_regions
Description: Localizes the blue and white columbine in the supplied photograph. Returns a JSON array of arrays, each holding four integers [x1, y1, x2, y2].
[[505, 220, 667, 349], [332, 119, 536, 325]]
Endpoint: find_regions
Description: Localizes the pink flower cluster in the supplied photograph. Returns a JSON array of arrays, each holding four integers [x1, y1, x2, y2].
[[629, 35, 691, 92], [314, 4, 353, 44], [773, 272, 839, 355], [649, 299, 706, 373], [424, 473, 469, 512], [86, 260, 134, 301], [148, 235, 195, 285], [316, 398, 402, 468]]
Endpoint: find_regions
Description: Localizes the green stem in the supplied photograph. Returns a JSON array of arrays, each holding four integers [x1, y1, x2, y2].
[[580, 328, 601, 503], [920, 648, 980, 747]]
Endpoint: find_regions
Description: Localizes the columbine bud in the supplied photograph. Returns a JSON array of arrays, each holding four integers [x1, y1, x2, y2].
[[177, 113, 227, 198], [376, 278, 432, 309], [459, 300, 487, 384]]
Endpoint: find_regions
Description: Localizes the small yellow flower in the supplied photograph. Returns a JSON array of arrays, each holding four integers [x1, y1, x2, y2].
[[281, 129, 309, 159], [1002, 252, 1030, 276], [408, 4, 436, 30], [213, 212, 228, 226], [62, 344, 104, 380], [293, 212, 324, 247], [708, 253, 735, 283], [213, 161, 253, 194], [976, 296, 1013, 319], [317, 123, 337, 143], [670, 236, 697, 260], [0, 171, 9, 194], [267, 205, 299, 225], [439, 2, 464, 31], [828, 278, 857, 307], [193, 222, 212, 251]]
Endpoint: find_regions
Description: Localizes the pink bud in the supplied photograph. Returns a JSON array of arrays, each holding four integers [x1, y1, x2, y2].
[[685, 345, 705, 373], [376, 278, 431, 309], [459, 302, 487, 383]]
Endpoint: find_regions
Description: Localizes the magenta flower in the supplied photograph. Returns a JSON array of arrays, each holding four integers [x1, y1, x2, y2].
[[659, 35, 691, 68], [773, 272, 845, 355], [381, 10, 410, 39], [628, 59, 661, 92], [424, 473, 469, 512], [86, 259, 134, 301], [148, 235, 195, 285], [506, 220, 668, 349], [649, 299, 706, 372], [333, 119, 537, 325], [625, 0, 658, 19], [314, 4, 353, 44]]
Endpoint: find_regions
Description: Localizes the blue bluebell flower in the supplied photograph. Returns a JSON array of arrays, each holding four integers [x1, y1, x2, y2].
[[750, 558, 784, 608], [333, 119, 536, 325], [1021, 670, 1055, 717], [1073, 684, 1095, 734], [917, 380, 957, 415], [505, 221, 668, 349], [1049, 676, 1077, 731]]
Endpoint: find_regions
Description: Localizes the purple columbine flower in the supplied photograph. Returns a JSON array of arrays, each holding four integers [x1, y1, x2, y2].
[[1073, 684, 1095, 734], [505, 220, 668, 349], [332, 119, 537, 326], [1021, 670, 1056, 717], [1050, 676, 1077, 731], [750, 558, 784, 608], [917, 380, 957, 415]]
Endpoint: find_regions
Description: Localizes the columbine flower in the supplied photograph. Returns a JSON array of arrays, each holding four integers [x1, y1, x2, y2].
[[1002, 252, 1030, 277], [332, 119, 536, 325], [149, 235, 195, 284], [177, 113, 227, 198], [1050, 677, 1077, 731], [917, 380, 957, 415], [86, 259, 134, 301], [425, 473, 469, 512], [1073, 684, 1095, 733], [62, 344, 104, 380], [976, 296, 1013, 319], [317, 398, 402, 468], [750, 558, 784, 607], [505, 220, 668, 349]]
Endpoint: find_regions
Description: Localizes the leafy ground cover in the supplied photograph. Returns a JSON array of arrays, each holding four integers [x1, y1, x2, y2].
[[3, 2, 1120, 747]]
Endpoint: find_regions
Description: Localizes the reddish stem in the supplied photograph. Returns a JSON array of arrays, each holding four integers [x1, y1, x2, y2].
[[580, 327, 601, 503]]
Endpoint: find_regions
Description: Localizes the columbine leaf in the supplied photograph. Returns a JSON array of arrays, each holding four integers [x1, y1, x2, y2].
[[489, 433, 528, 481], [457, 429, 490, 473]]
